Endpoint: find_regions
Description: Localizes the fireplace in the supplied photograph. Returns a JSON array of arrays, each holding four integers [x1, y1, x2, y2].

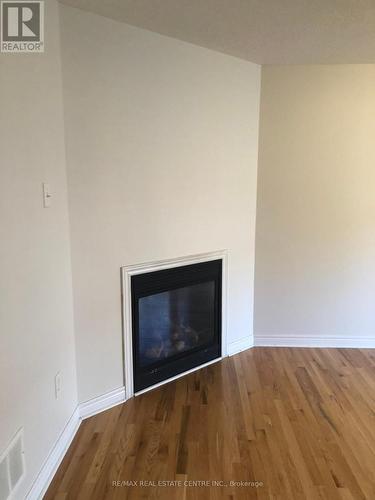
[[131, 259, 222, 392]]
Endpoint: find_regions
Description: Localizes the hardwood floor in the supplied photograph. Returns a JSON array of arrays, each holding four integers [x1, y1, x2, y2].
[[45, 347, 375, 499]]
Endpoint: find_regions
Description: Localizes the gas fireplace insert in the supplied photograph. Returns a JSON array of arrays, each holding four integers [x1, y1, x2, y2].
[[131, 259, 222, 392]]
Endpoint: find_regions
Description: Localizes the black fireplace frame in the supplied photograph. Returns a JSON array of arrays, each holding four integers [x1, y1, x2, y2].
[[131, 259, 222, 392]]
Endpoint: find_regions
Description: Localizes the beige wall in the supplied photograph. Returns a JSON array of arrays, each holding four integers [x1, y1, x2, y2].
[[59, 5, 261, 402], [255, 65, 375, 343], [0, 0, 78, 497]]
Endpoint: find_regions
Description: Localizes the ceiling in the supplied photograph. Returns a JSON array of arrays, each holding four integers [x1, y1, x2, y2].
[[58, 0, 375, 64]]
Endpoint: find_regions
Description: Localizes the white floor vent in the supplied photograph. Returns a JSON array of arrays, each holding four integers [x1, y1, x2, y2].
[[0, 429, 25, 500]]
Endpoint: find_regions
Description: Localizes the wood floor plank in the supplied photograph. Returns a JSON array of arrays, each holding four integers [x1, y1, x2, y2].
[[45, 348, 375, 500]]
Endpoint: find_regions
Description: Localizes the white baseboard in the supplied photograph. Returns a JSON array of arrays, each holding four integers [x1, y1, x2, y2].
[[254, 335, 375, 349], [26, 407, 81, 500], [227, 336, 253, 356], [79, 386, 126, 420]]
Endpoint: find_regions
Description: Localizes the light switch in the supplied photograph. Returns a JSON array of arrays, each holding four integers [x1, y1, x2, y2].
[[42, 183, 52, 208], [55, 372, 61, 399]]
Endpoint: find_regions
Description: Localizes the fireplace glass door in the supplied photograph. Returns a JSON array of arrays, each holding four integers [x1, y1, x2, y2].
[[131, 260, 222, 391]]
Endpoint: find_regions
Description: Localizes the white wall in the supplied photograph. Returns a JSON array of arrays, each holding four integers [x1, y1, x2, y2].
[[59, 5, 261, 402], [0, 0, 78, 497], [255, 65, 375, 345]]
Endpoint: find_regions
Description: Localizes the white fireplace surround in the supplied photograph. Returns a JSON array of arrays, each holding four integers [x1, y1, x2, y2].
[[121, 250, 228, 399]]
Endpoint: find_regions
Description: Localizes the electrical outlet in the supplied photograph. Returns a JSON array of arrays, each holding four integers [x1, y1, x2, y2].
[[54, 372, 61, 400]]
